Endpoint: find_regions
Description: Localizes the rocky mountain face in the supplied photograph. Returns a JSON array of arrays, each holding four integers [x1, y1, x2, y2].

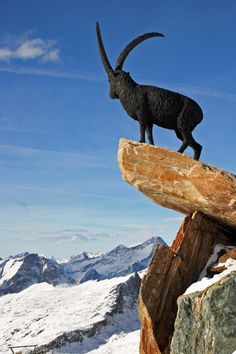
[[0, 237, 164, 296], [118, 139, 236, 354], [0, 253, 68, 296]]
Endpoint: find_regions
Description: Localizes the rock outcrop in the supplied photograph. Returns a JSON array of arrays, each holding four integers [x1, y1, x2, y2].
[[170, 271, 236, 354], [118, 138, 236, 230], [138, 212, 228, 354], [118, 139, 236, 353]]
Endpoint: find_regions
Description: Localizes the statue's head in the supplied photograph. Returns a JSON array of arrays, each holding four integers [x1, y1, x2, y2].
[[108, 70, 134, 99], [96, 22, 164, 99]]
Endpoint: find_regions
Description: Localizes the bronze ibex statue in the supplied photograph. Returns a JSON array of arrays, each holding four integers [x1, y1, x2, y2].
[[96, 22, 203, 160]]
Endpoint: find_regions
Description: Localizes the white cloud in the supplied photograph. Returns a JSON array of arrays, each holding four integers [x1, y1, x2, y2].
[[40, 48, 60, 63], [0, 48, 12, 60], [16, 39, 44, 59], [0, 36, 60, 63]]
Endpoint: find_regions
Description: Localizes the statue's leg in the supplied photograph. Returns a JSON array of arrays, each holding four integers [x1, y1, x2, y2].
[[178, 129, 202, 160], [175, 129, 188, 153], [177, 110, 202, 160], [147, 124, 154, 145], [177, 140, 188, 154], [139, 124, 146, 143], [138, 114, 147, 143], [192, 138, 202, 160], [175, 129, 183, 142]]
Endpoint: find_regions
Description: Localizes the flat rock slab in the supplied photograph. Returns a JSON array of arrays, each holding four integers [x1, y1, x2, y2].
[[118, 138, 236, 230]]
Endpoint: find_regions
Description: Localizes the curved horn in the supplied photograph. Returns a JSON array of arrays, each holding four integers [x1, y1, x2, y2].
[[96, 22, 114, 76], [115, 32, 164, 71]]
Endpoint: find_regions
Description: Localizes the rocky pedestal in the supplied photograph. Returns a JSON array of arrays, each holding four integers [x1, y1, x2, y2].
[[118, 139, 236, 354], [118, 138, 236, 230], [138, 212, 227, 354]]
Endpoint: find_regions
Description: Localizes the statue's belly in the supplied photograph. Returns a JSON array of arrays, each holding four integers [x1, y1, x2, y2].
[[151, 112, 178, 129]]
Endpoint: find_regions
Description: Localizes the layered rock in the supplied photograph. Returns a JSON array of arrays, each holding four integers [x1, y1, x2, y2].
[[118, 138, 236, 230], [170, 271, 236, 354], [138, 212, 224, 353]]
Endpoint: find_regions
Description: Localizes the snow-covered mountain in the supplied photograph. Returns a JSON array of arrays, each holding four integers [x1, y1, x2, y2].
[[0, 237, 167, 353], [0, 237, 166, 295], [64, 237, 166, 283], [0, 273, 141, 354], [0, 253, 70, 296]]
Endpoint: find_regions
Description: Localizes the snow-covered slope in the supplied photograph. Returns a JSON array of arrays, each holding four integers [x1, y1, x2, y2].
[[0, 273, 141, 354], [0, 237, 165, 295], [84, 330, 140, 354]]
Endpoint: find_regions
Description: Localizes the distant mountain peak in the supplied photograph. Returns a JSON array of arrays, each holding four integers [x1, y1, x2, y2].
[[0, 236, 166, 295]]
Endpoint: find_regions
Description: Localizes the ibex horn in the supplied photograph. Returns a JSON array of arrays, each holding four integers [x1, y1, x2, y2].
[[115, 32, 164, 71], [96, 22, 114, 76]]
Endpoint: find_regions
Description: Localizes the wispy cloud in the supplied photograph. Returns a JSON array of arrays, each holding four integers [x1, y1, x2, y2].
[[0, 35, 60, 63], [165, 82, 236, 102], [58, 227, 89, 234], [0, 144, 110, 169], [48, 234, 89, 244], [0, 65, 105, 82], [115, 226, 166, 239], [0, 62, 235, 102], [161, 216, 185, 223], [0, 183, 152, 209], [138, 78, 236, 102], [37, 228, 109, 244]]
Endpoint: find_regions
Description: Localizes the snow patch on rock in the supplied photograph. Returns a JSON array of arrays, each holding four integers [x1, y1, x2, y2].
[[185, 243, 236, 294]]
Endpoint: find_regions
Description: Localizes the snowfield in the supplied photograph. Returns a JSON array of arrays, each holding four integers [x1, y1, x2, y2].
[[55, 330, 140, 354], [0, 274, 141, 353]]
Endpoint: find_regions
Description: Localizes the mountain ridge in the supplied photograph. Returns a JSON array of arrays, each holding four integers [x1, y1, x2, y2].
[[0, 236, 166, 296]]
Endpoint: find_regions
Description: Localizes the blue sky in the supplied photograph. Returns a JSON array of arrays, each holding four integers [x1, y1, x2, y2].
[[0, 1, 236, 258]]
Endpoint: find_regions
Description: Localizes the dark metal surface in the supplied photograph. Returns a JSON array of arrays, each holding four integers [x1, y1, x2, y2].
[[96, 22, 203, 160]]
